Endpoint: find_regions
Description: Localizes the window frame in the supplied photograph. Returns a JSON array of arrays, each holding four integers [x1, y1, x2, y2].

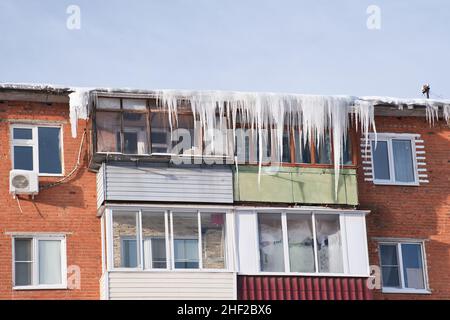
[[256, 211, 345, 275], [10, 124, 64, 177], [12, 234, 67, 290], [378, 240, 430, 294], [370, 133, 419, 186], [107, 208, 230, 272], [94, 97, 151, 156]]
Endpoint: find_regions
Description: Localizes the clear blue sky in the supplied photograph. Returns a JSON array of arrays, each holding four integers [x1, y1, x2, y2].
[[0, 0, 448, 98]]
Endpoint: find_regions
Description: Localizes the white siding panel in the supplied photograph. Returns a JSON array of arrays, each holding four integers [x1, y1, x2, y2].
[[99, 272, 109, 300], [107, 272, 235, 300], [96, 164, 105, 208], [103, 164, 234, 204], [342, 214, 370, 276], [236, 212, 259, 274]]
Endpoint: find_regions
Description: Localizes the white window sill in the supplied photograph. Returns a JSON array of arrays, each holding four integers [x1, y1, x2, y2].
[[39, 173, 64, 177], [13, 285, 68, 291], [382, 288, 431, 294], [373, 180, 419, 187]]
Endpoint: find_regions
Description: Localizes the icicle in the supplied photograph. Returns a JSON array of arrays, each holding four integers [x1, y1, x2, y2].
[[155, 90, 379, 198], [68, 89, 90, 138], [444, 105, 450, 125]]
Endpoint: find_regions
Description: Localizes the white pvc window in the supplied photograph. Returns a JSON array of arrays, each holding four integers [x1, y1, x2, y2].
[[257, 213, 343, 274], [371, 135, 418, 185], [109, 209, 227, 271], [379, 241, 429, 294], [13, 235, 67, 289], [11, 125, 63, 175]]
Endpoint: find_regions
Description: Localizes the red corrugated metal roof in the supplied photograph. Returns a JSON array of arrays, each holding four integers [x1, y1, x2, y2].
[[238, 276, 372, 300]]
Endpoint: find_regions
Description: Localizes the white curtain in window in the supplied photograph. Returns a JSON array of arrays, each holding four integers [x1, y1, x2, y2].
[[316, 215, 343, 273], [287, 215, 315, 272], [38, 240, 62, 285], [137, 131, 147, 154], [392, 140, 415, 182], [258, 214, 285, 272]]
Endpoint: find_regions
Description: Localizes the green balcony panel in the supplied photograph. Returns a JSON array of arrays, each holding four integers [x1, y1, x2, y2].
[[233, 166, 358, 206]]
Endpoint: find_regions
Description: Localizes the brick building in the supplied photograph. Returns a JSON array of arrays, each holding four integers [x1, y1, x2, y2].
[[0, 85, 101, 299], [0, 84, 448, 300]]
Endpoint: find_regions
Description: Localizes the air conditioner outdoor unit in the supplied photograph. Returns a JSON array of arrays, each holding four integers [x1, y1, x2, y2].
[[9, 170, 39, 196]]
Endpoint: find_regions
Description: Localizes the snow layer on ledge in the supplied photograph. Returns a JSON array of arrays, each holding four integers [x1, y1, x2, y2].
[[360, 96, 450, 124]]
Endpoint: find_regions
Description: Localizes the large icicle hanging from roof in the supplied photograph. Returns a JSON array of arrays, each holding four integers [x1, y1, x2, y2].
[[156, 90, 377, 196], [68, 88, 90, 138]]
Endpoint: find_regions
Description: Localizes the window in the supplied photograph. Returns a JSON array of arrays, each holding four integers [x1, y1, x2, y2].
[[258, 214, 285, 272], [150, 111, 199, 155], [235, 126, 354, 166], [315, 132, 332, 164], [142, 212, 167, 269], [109, 209, 227, 271], [95, 97, 205, 156], [371, 134, 418, 185], [96, 98, 149, 155], [294, 132, 312, 164], [13, 236, 66, 289], [257, 213, 343, 274], [112, 211, 139, 268], [379, 242, 428, 293], [172, 213, 200, 269], [11, 125, 63, 175], [315, 215, 343, 273]]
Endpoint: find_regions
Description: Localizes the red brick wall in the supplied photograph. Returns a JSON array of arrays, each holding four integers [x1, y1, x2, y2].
[[358, 116, 450, 299], [0, 100, 101, 299]]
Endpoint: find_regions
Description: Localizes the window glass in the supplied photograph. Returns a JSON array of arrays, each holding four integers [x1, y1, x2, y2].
[[123, 99, 147, 111], [372, 140, 390, 180], [287, 215, 315, 272], [112, 211, 139, 268], [38, 240, 62, 285], [282, 131, 291, 163], [255, 130, 271, 163], [201, 213, 226, 269], [150, 239, 167, 269], [258, 213, 284, 272], [14, 239, 32, 286], [14, 146, 33, 171], [343, 133, 353, 165], [172, 213, 199, 269], [98, 98, 121, 110], [13, 128, 32, 140], [401, 244, 425, 289], [315, 133, 332, 164], [203, 116, 231, 157], [380, 244, 401, 288], [38, 127, 62, 174], [151, 112, 171, 154], [234, 130, 248, 163], [174, 114, 197, 156], [96, 111, 121, 153], [123, 112, 149, 154], [294, 132, 311, 164], [174, 239, 199, 269], [315, 215, 343, 273], [392, 140, 415, 183], [142, 212, 167, 269], [122, 239, 137, 268]]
